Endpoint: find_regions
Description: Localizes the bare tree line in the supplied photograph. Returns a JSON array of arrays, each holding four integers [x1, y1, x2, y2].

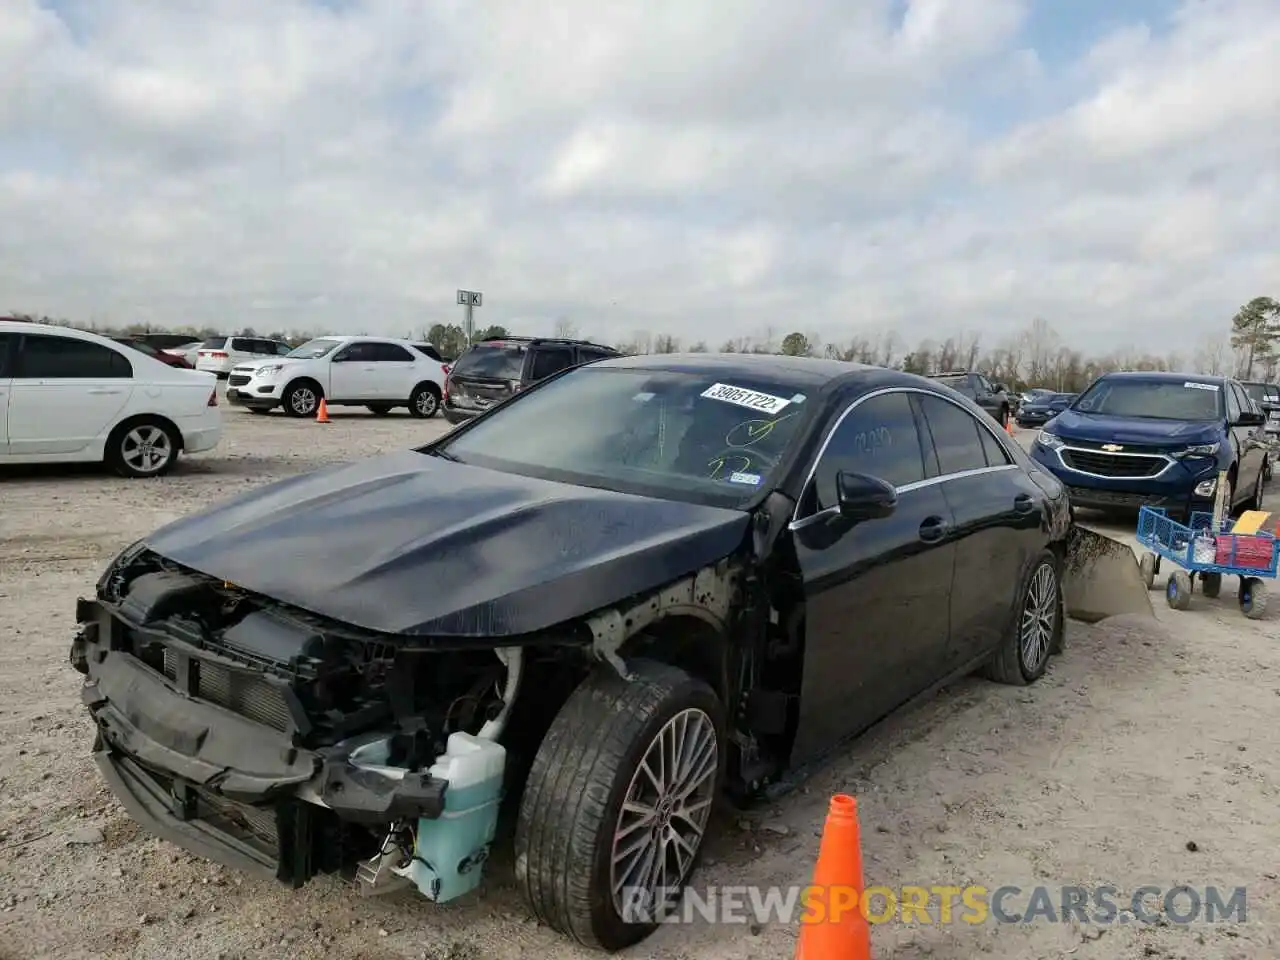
[[8, 295, 1277, 395]]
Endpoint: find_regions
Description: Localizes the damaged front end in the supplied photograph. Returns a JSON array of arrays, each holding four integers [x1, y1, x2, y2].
[[71, 542, 528, 903]]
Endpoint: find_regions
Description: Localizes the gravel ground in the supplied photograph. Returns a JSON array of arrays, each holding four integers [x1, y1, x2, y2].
[[2, 396, 1278, 960]]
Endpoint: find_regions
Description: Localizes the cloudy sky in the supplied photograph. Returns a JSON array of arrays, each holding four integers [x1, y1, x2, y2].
[[1, 0, 1276, 354]]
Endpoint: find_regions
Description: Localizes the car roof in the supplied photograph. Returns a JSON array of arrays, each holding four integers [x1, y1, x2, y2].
[[2, 320, 105, 340], [1098, 371, 1228, 384], [587, 351, 907, 390]]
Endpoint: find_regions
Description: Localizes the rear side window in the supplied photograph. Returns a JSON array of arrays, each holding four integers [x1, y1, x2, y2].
[[578, 347, 617, 364], [370, 343, 414, 362], [0, 333, 14, 377], [977, 423, 1012, 466], [412, 343, 443, 361], [528, 346, 576, 380], [200, 336, 227, 349], [18, 334, 133, 378], [452, 344, 527, 380], [916, 394, 988, 475]]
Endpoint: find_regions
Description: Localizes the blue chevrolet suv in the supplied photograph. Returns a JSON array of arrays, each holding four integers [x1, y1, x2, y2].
[[1030, 371, 1271, 519]]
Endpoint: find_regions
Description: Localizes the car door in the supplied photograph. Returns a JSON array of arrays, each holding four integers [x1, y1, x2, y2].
[[914, 392, 1042, 670], [972, 374, 999, 417], [1228, 382, 1263, 498], [0, 333, 14, 454], [527, 345, 576, 384], [328, 341, 380, 400], [7, 332, 135, 455], [788, 389, 957, 764], [368, 342, 419, 400]]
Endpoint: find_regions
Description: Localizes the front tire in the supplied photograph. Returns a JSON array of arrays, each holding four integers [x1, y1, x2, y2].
[[515, 659, 724, 951], [283, 381, 322, 418], [983, 551, 1061, 686], [1166, 571, 1192, 610], [106, 418, 181, 478]]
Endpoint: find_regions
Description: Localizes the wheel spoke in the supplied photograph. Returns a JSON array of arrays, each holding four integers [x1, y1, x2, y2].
[[611, 707, 718, 919], [1019, 563, 1057, 669]]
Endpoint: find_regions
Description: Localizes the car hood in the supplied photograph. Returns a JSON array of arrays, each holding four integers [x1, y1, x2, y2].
[[140, 450, 751, 637], [231, 357, 293, 372], [1047, 409, 1220, 446]]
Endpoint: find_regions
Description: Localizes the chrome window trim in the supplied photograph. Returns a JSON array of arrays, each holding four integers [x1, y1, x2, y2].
[[788, 386, 1020, 531], [1054, 446, 1174, 481]]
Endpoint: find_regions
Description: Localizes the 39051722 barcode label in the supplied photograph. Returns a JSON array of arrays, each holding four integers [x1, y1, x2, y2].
[[700, 382, 793, 414]]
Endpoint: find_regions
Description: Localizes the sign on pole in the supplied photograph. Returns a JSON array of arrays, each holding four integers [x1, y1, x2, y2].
[[457, 290, 483, 347]]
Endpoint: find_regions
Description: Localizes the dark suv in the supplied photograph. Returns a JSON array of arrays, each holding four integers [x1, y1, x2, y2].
[[928, 371, 1013, 427], [442, 336, 621, 423]]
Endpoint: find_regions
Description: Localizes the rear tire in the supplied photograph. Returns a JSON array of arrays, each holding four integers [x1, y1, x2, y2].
[[983, 551, 1061, 686], [1166, 571, 1192, 610], [106, 418, 181, 478], [1243, 465, 1265, 512], [1240, 578, 1268, 619], [515, 659, 724, 951], [1139, 552, 1157, 590], [1201, 572, 1223, 599], [409, 383, 441, 419]]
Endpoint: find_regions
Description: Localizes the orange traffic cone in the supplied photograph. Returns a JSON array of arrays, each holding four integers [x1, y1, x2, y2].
[[795, 795, 871, 960], [315, 398, 330, 423], [1005, 418, 1014, 435]]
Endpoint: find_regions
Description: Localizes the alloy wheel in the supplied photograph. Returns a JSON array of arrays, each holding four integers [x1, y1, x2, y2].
[[416, 391, 438, 417], [290, 387, 317, 415], [1020, 562, 1058, 672], [610, 708, 718, 920], [121, 425, 173, 475]]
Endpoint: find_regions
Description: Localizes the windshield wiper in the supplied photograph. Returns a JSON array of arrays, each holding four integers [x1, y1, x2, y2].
[[428, 448, 460, 462]]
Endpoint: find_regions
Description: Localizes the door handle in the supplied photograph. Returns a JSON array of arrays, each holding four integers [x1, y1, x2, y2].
[[88, 389, 123, 395], [1013, 493, 1036, 514], [918, 516, 948, 543]]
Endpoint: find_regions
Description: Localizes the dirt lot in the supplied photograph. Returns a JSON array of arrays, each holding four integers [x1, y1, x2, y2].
[[2, 397, 1278, 960]]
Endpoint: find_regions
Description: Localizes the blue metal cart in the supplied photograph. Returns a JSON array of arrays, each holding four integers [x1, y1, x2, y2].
[[1135, 506, 1277, 619]]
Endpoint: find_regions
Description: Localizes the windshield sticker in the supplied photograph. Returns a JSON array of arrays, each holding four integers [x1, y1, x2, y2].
[[1183, 382, 1219, 391], [632, 392, 655, 403], [728, 471, 762, 486], [790, 394, 807, 404], [701, 382, 791, 414]]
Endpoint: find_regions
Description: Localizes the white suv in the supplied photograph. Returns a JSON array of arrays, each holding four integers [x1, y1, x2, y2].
[[226, 336, 449, 418], [195, 335, 293, 377]]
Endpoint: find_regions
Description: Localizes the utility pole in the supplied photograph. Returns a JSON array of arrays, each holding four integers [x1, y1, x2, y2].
[[456, 289, 483, 348]]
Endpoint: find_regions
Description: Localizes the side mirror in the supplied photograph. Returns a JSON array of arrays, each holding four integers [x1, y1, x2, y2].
[[1235, 410, 1266, 427], [836, 471, 897, 522]]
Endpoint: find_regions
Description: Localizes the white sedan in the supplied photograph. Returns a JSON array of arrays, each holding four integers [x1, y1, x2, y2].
[[0, 321, 222, 477]]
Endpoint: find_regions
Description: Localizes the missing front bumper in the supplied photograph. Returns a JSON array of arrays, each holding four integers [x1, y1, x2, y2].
[[75, 597, 448, 885]]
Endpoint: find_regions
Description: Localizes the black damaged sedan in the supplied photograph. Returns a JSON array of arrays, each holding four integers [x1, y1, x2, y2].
[[72, 353, 1071, 951]]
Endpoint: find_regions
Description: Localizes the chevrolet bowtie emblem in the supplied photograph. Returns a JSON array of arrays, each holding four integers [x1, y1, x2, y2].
[[1101, 443, 1124, 452]]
